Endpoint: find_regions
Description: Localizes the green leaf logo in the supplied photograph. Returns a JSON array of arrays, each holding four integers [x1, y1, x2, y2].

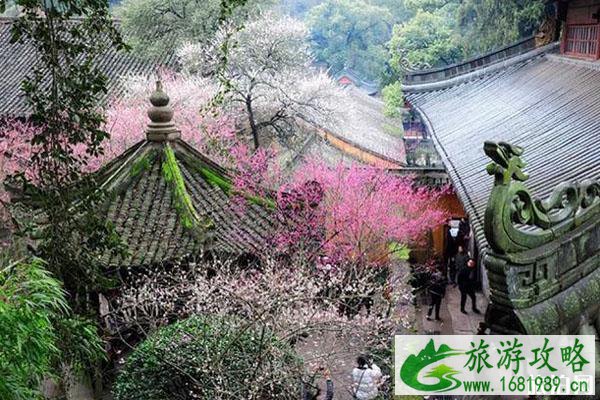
[[400, 339, 464, 392]]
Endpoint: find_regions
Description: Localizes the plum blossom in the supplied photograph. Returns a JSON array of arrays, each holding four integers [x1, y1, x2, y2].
[[273, 158, 449, 263], [109, 255, 412, 372], [177, 11, 344, 149]]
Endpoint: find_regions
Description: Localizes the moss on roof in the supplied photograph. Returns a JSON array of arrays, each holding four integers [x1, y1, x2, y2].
[[98, 139, 274, 267]]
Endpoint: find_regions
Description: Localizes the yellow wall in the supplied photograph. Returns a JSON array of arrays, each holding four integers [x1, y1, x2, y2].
[[317, 129, 403, 169]]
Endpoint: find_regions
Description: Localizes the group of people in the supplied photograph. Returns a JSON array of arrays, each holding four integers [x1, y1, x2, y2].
[[426, 240, 481, 322], [303, 356, 382, 400]]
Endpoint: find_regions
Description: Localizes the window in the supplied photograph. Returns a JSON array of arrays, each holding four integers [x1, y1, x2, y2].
[[564, 24, 600, 59]]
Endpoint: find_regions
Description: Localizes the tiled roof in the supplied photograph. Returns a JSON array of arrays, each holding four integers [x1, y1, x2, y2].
[[0, 17, 173, 118], [404, 45, 600, 250], [334, 68, 379, 95], [98, 139, 274, 267], [322, 87, 406, 166]]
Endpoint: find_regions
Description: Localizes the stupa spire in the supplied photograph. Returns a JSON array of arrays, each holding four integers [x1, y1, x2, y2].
[[146, 80, 181, 141]]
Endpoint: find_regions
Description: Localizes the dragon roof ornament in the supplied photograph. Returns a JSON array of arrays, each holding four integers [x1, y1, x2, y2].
[[483, 141, 600, 254]]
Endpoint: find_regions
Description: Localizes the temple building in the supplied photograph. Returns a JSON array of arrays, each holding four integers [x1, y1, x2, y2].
[[90, 82, 277, 357], [403, 0, 600, 339], [98, 82, 273, 268], [314, 86, 406, 169], [334, 68, 379, 96], [0, 17, 172, 120]]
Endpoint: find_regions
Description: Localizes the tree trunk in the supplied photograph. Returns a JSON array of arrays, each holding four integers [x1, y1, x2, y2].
[[245, 96, 260, 149]]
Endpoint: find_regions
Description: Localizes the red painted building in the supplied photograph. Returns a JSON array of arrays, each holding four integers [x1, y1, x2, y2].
[[559, 0, 600, 59]]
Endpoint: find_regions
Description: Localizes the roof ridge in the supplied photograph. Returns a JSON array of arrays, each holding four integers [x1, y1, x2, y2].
[[408, 36, 535, 74], [404, 36, 548, 86], [402, 42, 559, 94], [546, 53, 600, 71]]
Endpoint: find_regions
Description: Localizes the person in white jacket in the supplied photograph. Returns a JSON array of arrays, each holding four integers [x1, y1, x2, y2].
[[352, 356, 382, 400]]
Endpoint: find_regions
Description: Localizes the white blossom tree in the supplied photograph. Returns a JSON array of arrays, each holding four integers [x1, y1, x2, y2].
[[177, 12, 342, 149], [107, 255, 413, 393]]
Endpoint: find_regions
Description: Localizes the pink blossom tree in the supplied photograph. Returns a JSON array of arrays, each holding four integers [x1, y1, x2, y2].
[[0, 73, 280, 228], [101, 72, 239, 167], [273, 159, 449, 264], [0, 120, 40, 225], [1, 72, 448, 267]]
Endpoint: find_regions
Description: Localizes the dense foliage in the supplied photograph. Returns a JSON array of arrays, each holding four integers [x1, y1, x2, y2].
[[0, 258, 64, 400], [381, 81, 403, 118], [110, 0, 548, 90], [279, 0, 323, 17], [389, 8, 463, 72], [0, 256, 104, 400], [384, 0, 544, 113], [457, 0, 545, 55], [304, 0, 545, 83], [307, 0, 394, 82], [389, 0, 545, 72], [116, 0, 272, 59], [7, 0, 127, 316], [113, 315, 302, 400], [0, 0, 130, 393]]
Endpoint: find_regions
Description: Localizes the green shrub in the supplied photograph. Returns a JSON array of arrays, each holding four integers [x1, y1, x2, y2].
[[0, 254, 105, 400], [0, 257, 65, 400], [114, 316, 303, 400], [382, 81, 404, 118]]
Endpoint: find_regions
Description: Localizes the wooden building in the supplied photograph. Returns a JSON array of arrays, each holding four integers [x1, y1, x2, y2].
[[333, 68, 379, 96], [560, 0, 600, 59], [403, 0, 600, 338]]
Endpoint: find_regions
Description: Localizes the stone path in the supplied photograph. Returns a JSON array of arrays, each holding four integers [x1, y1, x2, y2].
[[296, 261, 413, 400], [296, 331, 363, 400], [418, 284, 488, 336]]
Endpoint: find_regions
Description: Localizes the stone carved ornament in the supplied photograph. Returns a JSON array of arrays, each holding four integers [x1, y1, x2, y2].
[[483, 141, 600, 254]]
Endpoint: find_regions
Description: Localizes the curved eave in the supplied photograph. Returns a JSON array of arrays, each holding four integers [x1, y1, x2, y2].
[[403, 42, 560, 94], [404, 45, 600, 255], [411, 103, 489, 250], [97, 138, 274, 267]]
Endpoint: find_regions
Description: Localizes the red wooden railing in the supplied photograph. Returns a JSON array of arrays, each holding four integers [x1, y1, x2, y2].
[[563, 23, 600, 59]]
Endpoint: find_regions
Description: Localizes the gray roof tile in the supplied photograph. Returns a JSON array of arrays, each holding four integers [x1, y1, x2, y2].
[[99, 139, 274, 266], [0, 17, 173, 118], [405, 50, 600, 250]]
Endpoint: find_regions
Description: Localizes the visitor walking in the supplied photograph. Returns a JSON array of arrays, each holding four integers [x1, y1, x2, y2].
[[457, 258, 480, 314], [457, 217, 471, 246], [450, 245, 469, 284], [302, 367, 334, 400], [352, 356, 382, 400], [426, 272, 447, 321]]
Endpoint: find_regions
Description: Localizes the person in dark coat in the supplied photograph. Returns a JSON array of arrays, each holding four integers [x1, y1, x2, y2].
[[451, 245, 469, 284], [426, 272, 447, 321], [457, 218, 470, 247], [302, 368, 334, 400], [457, 258, 480, 314]]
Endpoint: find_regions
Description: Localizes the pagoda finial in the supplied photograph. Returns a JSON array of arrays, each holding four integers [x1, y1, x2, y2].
[[146, 80, 181, 142]]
